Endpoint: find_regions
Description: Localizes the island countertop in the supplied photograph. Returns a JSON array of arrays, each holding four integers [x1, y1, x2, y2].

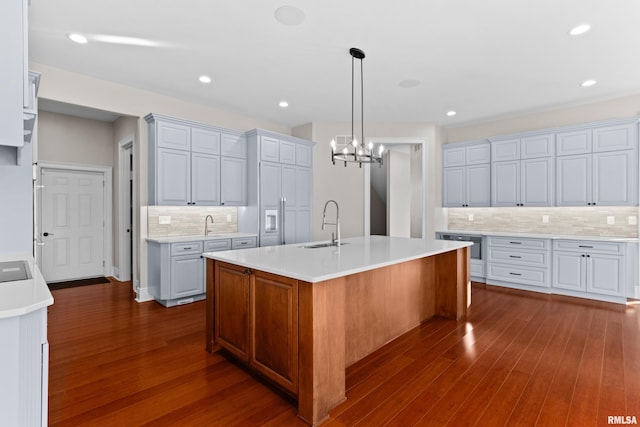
[[0, 253, 53, 319], [203, 235, 472, 283]]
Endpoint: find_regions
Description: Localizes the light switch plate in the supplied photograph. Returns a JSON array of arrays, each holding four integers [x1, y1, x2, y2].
[[629, 216, 637, 225], [159, 215, 171, 225], [606, 216, 615, 225], [226, 214, 232, 222], [467, 214, 474, 221], [542, 215, 549, 224]]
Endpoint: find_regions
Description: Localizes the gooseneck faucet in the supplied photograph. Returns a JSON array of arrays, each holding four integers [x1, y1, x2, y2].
[[204, 215, 214, 236], [321, 200, 341, 246]]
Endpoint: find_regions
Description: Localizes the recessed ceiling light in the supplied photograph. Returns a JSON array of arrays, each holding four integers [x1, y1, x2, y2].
[[399, 79, 420, 88], [92, 35, 159, 47], [274, 5, 305, 26], [279, 101, 289, 108], [68, 33, 88, 44], [569, 24, 591, 36], [581, 79, 597, 87], [198, 75, 212, 84], [446, 110, 457, 117]]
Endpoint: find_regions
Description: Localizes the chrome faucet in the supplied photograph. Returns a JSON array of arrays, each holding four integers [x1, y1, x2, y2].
[[321, 200, 341, 246], [204, 215, 214, 236]]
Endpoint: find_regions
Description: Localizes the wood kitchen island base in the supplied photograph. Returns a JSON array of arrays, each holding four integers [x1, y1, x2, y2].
[[205, 241, 469, 425]]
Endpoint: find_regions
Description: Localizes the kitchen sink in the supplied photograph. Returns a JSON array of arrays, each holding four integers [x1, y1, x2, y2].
[[0, 260, 31, 283], [300, 242, 349, 249]]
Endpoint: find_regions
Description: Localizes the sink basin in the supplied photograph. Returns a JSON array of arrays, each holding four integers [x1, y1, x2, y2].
[[300, 242, 349, 249], [0, 260, 31, 283]]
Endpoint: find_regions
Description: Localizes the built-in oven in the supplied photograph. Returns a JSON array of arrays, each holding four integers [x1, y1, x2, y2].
[[437, 233, 482, 260]]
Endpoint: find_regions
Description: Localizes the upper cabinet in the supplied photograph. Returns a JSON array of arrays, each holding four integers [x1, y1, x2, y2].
[[146, 114, 247, 206], [1, 0, 33, 148], [490, 133, 555, 207], [556, 121, 637, 206], [442, 141, 491, 207]]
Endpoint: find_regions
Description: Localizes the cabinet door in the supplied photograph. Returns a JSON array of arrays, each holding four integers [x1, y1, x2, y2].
[[0, 0, 23, 147], [250, 270, 298, 393], [215, 262, 250, 361], [466, 164, 490, 207], [556, 129, 591, 156], [521, 157, 553, 206], [491, 139, 520, 162], [191, 153, 220, 206], [281, 164, 297, 207], [593, 123, 636, 152], [296, 167, 312, 209], [552, 252, 584, 291], [521, 134, 554, 159], [191, 127, 220, 155], [586, 254, 623, 296], [170, 254, 204, 298], [443, 167, 465, 207], [556, 154, 591, 206], [279, 140, 296, 165], [295, 209, 312, 243], [221, 134, 247, 158], [593, 150, 635, 206], [157, 121, 190, 150], [466, 144, 491, 165], [220, 157, 246, 206], [260, 136, 280, 162], [295, 144, 312, 167], [443, 146, 466, 167], [260, 162, 282, 208], [156, 148, 190, 205], [283, 207, 296, 245], [491, 161, 519, 206]]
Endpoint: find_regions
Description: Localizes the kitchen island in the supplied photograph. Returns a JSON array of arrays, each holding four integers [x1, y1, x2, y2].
[[204, 236, 471, 425]]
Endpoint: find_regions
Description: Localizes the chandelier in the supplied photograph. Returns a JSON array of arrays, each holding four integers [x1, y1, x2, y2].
[[330, 47, 384, 167]]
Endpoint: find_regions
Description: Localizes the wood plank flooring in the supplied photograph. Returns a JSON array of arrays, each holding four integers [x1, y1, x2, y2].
[[48, 279, 640, 426]]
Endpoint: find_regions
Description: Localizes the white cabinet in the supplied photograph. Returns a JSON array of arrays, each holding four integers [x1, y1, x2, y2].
[[245, 130, 314, 247], [146, 114, 247, 206], [147, 236, 256, 307], [442, 142, 490, 207], [552, 240, 626, 299], [490, 134, 554, 207], [556, 122, 637, 206], [486, 236, 551, 290]]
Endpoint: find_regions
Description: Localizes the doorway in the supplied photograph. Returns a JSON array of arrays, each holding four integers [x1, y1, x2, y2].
[[38, 164, 112, 282], [364, 138, 426, 238], [118, 138, 135, 282]]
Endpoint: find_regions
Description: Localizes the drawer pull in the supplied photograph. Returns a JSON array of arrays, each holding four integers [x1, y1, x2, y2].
[[509, 272, 522, 276], [509, 241, 522, 245], [578, 245, 593, 248], [183, 247, 192, 250], [240, 242, 247, 245], [509, 255, 522, 259]]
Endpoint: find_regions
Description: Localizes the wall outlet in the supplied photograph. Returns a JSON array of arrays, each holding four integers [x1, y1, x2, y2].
[[467, 214, 474, 221], [629, 215, 637, 225], [159, 215, 171, 225], [226, 214, 232, 222], [606, 216, 615, 225], [542, 215, 549, 224]]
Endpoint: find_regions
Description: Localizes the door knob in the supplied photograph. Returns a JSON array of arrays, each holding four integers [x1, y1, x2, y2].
[[43, 232, 53, 236]]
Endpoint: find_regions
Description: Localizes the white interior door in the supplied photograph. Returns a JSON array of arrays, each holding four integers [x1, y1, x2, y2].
[[41, 168, 105, 282]]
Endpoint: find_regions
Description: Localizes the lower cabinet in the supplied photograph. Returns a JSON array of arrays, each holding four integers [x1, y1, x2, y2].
[[486, 236, 551, 290], [148, 236, 257, 307], [214, 262, 298, 394], [552, 240, 625, 298]]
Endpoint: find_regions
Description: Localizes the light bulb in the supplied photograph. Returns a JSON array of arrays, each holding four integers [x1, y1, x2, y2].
[[368, 141, 374, 150], [358, 149, 363, 156], [352, 138, 358, 147], [342, 147, 348, 155], [330, 139, 336, 148], [378, 145, 384, 155]]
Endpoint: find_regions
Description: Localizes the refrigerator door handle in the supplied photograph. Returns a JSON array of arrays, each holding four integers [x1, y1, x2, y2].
[[281, 197, 286, 245]]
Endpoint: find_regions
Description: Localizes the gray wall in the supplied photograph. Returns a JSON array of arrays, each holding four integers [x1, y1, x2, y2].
[[0, 144, 33, 254]]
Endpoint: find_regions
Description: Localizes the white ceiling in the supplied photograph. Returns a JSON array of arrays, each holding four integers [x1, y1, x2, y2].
[[28, 0, 640, 129]]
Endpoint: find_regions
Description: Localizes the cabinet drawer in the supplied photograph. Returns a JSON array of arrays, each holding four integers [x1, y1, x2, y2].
[[487, 236, 549, 250], [204, 239, 231, 252], [487, 247, 549, 268], [232, 237, 257, 249], [171, 241, 203, 256], [487, 264, 549, 288], [553, 240, 623, 254]]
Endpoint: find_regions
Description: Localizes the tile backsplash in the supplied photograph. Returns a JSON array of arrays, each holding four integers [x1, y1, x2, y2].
[[147, 206, 238, 237], [448, 206, 638, 237]]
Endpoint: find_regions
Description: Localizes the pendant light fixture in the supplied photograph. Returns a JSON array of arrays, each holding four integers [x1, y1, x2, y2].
[[330, 47, 384, 167]]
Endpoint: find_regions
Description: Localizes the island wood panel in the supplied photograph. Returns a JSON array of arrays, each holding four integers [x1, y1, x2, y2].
[[214, 261, 250, 361], [298, 277, 346, 426], [435, 247, 470, 320], [251, 270, 299, 394]]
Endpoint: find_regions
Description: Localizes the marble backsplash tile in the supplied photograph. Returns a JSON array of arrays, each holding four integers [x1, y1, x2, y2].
[[448, 206, 638, 237], [147, 206, 238, 237]]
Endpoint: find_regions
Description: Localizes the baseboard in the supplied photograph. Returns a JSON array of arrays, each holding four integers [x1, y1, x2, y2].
[[135, 286, 154, 303]]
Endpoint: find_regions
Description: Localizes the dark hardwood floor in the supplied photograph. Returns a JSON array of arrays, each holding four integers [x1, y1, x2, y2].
[[48, 279, 640, 426]]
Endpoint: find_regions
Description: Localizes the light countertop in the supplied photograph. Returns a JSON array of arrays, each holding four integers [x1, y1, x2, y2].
[[0, 254, 53, 319], [437, 230, 639, 243], [146, 232, 258, 244], [203, 235, 472, 283]]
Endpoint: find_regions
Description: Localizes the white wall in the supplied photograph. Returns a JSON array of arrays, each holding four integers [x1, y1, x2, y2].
[[387, 148, 411, 237]]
